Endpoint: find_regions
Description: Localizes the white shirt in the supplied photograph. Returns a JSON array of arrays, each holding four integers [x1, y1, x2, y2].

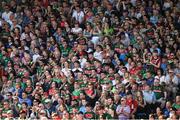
[[0, 20, 2, 26], [131, 0, 136, 6], [7, 19, 13, 27], [72, 68, 83, 72], [118, 69, 124, 76], [93, 51, 103, 62], [122, 79, 129, 85], [32, 54, 40, 62], [165, 74, 179, 85], [79, 58, 87, 68], [163, 2, 171, 9], [2, 11, 13, 22], [61, 68, 71, 77], [71, 27, 82, 34], [159, 75, 166, 84], [72, 10, 84, 23], [125, 63, 130, 71], [116, 105, 131, 120], [20, 32, 33, 41], [142, 90, 156, 104], [121, 33, 130, 47]]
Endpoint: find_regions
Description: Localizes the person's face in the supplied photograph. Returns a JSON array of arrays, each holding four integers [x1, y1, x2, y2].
[[168, 71, 174, 76], [81, 98, 86, 105], [26, 80, 31, 86], [146, 72, 151, 78], [120, 98, 126, 105], [45, 102, 51, 107], [88, 84, 93, 89], [156, 107, 161, 114], [153, 52, 158, 57], [74, 83, 79, 89], [166, 102, 171, 108], [52, 114, 59, 119], [39, 112, 46, 117], [77, 72, 83, 78], [176, 96, 180, 103], [22, 103, 27, 109], [75, 23, 79, 27], [100, 73, 106, 79], [15, 83, 20, 89], [33, 99, 39, 106], [24, 26, 29, 33], [63, 111, 69, 118], [145, 85, 150, 91], [83, 75, 88, 81], [109, 68, 114, 74], [6, 93, 12, 99], [3, 102, 9, 109], [86, 106, 91, 112], [98, 109, 104, 115], [137, 62, 142, 67], [157, 70, 161, 75], [64, 62, 69, 68], [7, 112, 13, 118], [127, 95, 133, 101], [51, 82, 56, 88], [91, 70, 96, 76], [154, 79, 160, 85], [22, 93, 27, 99], [108, 98, 112, 105], [5, 6, 9, 12], [54, 51, 60, 58], [131, 62, 135, 67], [74, 62, 79, 68]]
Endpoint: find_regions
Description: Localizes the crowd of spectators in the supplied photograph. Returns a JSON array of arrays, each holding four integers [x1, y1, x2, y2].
[[0, 0, 179, 119]]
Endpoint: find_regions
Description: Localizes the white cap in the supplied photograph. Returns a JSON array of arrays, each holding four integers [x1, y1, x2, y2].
[[154, 76, 160, 80]]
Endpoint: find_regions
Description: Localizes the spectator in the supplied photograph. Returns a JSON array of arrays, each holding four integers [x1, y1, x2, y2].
[[0, 0, 179, 119], [116, 97, 131, 120]]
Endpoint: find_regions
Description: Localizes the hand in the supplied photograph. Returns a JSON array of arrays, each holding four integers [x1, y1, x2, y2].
[[32, 106, 36, 112], [120, 108, 124, 113]]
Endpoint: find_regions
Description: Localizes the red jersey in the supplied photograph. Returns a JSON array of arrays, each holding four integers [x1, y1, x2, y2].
[[126, 99, 138, 113]]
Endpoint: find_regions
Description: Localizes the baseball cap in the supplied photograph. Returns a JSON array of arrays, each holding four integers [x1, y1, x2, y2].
[[154, 76, 160, 80], [44, 99, 51, 103]]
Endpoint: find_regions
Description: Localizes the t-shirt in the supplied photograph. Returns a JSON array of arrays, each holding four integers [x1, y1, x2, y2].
[[84, 112, 97, 119], [97, 113, 112, 119], [2, 11, 13, 22], [116, 105, 131, 120], [126, 99, 138, 113], [152, 85, 163, 99], [59, 46, 71, 57]]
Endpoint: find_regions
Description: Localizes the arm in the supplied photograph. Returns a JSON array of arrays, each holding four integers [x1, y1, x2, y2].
[[122, 106, 131, 117], [116, 105, 121, 115], [116, 0, 121, 11], [122, 1, 126, 10], [143, 53, 147, 63], [150, 59, 161, 68], [131, 102, 137, 117], [152, 92, 156, 104], [89, 90, 96, 99]]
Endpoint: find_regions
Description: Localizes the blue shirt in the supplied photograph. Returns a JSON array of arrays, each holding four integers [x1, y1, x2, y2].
[[142, 90, 156, 104], [150, 16, 158, 25], [119, 53, 127, 63], [163, 108, 170, 118], [146, 77, 154, 86], [18, 97, 32, 106], [79, 106, 86, 114]]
